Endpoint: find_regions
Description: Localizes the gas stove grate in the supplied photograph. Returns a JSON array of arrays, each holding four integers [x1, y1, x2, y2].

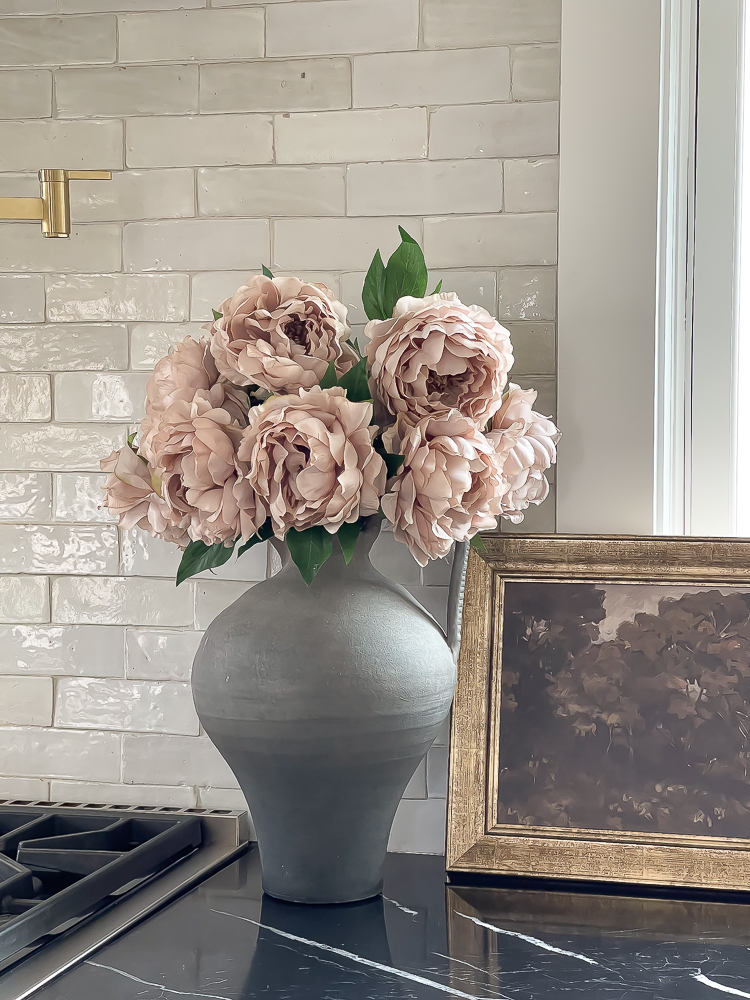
[[0, 804, 201, 967]]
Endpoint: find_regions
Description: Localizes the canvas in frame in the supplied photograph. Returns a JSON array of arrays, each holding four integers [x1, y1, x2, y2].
[[447, 533, 750, 891]]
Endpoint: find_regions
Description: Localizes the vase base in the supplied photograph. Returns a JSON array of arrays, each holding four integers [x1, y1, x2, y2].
[[261, 883, 384, 906]]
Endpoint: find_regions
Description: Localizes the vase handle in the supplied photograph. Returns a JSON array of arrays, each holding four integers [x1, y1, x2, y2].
[[446, 541, 470, 662]]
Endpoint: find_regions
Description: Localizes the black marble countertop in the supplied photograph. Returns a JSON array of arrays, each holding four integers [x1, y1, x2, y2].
[[29, 846, 750, 999]]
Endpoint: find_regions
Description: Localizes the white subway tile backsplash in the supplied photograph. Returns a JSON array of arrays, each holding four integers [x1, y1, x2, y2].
[[0, 727, 120, 781], [504, 158, 559, 213], [267, 0, 418, 56], [275, 108, 427, 164], [196, 786, 249, 813], [201, 58, 351, 114], [130, 323, 205, 370], [52, 577, 194, 627], [49, 780, 196, 808], [46, 274, 189, 323], [423, 0, 561, 47], [0, 120, 123, 172], [56, 65, 199, 119], [354, 48, 510, 108], [118, 9, 264, 64], [0, 70, 51, 119], [127, 115, 274, 168], [125, 630, 202, 682], [0, 677, 53, 726], [423, 213, 558, 267], [0, 15, 116, 67], [54, 373, 150, 422], [0, 424, 126, 472], [0, 325, 128, 371], [341, 269, 496, 326], [121, 528, 268, 583], [0, 225, 121, 274], [54, 473, 117, 524], [426, 746, 449, 798], [198, 166, 345, 218], [194, 580, 252, 630], [56, 678, 199, 736], [123, 220, 270, 273], [0, 777, 49, 800], [0, 625, 124, 676], [430, 102, 559, 160], [273, 217, 412, 271], [0, 473, 52, 522], [0, 525, 118, 575], [512, 43, 561, 100], [0, 578, 49, 624], [508, 322, 556, 375], [388, 798, 446, 854], [0, 275, 45, 323], [61, 0, 202, 9], [1, 0, 56, 12], [123, 733, 237, 787], [70, 169, 195, 223], [0, 375, 50, 422], [347, 160, 503, 217], [497, 267, 557, 321]]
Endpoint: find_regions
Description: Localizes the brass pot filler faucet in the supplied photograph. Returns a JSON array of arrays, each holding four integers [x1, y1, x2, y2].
[[0, 169, 112, 238]]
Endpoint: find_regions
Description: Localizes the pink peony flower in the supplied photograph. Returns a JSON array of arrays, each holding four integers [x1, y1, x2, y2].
[[237, 386, 386, 538], [208, 275, 357, 394], [101, 443, 189, 546], [381, 411, 507, 566], [153, 388, 264, 546], [487, 384, 561, 523], [365, 292, 514, 427]]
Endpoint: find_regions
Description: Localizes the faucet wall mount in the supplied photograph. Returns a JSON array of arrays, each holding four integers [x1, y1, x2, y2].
[[0, 169, 112, 238]]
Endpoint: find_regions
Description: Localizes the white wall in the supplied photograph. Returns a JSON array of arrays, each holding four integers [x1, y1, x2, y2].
[[557, 0, 662, 534], [0, 0, 561, 853]]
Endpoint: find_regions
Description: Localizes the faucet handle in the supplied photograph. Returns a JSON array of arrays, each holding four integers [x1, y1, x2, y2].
[[65, 170, 112, 181]]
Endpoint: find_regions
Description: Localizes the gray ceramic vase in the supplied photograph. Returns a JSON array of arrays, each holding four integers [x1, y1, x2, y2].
[[191, 519, 468, 904]]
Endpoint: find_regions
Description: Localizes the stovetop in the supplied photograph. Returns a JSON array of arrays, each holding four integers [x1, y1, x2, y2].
[[0, 800, 248, 1000]]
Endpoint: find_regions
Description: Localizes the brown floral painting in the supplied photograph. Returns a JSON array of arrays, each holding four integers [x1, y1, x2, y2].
[[497, 582, 750, 838]]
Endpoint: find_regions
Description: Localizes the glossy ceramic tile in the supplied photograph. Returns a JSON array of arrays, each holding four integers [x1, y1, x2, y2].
[[0, 576, 49, 624], [0, 726, 120, 781], [124, 629, 202, 682], [0, 472, 52, 521], [52, 576, 194, 627], [54, 372, 150, 421], [55, 677, 199, 735], [0, 524, 118, 574], [122, 733, 238, 787], [0, 624, 125, 676], [0, 423, 127, 472], [0, 675, 54, 726], [0, 324, 128, 371], [48, 779, 196, 808], [54, 472, 117, 523], [0, 373, 51, 421], [129, 322, 205, 370]]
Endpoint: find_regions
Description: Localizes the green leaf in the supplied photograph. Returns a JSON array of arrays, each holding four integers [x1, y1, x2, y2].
[[212, 308, 222, 321], [127, 431, 137, 449], [286, 526, 333, 585], [429, 279, 443, 295], [337, 356, 371, 403], [337, 520, 363, 564], [237, 520, 273, 556], [362, 250, 388, 321], [470, 534, 487, 553], [176, 539, 234, 587], [320, 360, 338, 390], [384, 452, 404, 477], [382, 239, 428, 317], [262, 264, 275, 278], [374, 438, 405, 478], [398, 226, 419, 245]]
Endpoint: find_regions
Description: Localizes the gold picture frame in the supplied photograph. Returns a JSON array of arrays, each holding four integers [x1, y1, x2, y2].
[[447, 533, 750, 891]]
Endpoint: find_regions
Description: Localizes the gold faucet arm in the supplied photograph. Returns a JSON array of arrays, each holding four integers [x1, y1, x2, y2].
[[0, 197, 44, 221], [66, 170, 112, 181]]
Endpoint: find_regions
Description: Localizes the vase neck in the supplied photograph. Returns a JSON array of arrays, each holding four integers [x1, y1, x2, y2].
[[270, 516, 383, 579]]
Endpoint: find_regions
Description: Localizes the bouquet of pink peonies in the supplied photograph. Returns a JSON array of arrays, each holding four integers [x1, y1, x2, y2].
[[101, 229, 560, 584]]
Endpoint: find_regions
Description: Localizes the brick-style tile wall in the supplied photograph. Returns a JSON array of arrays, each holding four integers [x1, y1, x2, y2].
[[0, 0, 560, 854]]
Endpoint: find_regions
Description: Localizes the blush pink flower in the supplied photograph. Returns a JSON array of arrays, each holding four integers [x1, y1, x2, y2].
[[381, 411, 507, 566], [154, 388, 264, 546], [101, 443, 189, 546], [487, 384, 561, 523], [237, 386, 386, 538], [208, 275, 357, 394], [365, 292, 514, 427], [139, 336, 226, 466]]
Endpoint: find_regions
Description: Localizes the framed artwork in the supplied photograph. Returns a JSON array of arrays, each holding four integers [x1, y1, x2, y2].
[[447, 534, 750, 891]]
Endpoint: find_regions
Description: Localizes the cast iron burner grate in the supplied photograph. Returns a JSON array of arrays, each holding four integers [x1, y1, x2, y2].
[[0, 805, 201, 969]]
